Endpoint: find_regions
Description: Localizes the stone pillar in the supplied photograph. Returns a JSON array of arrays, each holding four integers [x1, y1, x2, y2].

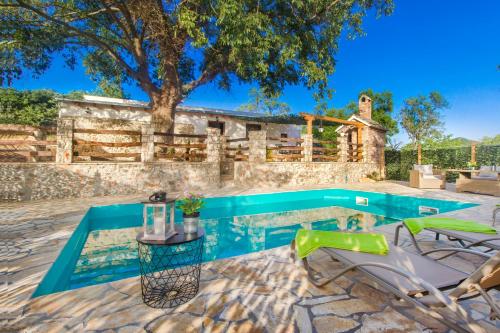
[[56, 118, 74, 164], [206, 127, 222, 163], [248, 130, 267, 162], [141, 123, 155, 162], [338, 133, 348, 162], [301, 133, 313, 162]]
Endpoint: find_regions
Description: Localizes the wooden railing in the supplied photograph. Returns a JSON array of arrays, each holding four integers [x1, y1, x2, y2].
[[0, 125, 57, 162], [154, 133, 207, 162], [225, 137, 249, 161], [266, 137, 304, 161], [312, 139, 339, 162], [347, 143, 363, 162], [73, 127, 142, 162]]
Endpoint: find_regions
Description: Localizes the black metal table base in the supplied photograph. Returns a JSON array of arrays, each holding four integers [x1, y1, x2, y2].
[[137, 230, 204, 309]]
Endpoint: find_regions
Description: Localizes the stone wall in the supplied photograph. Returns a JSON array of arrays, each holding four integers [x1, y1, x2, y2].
[[233, 161, 380, 188], [0, 162, 219, 201]]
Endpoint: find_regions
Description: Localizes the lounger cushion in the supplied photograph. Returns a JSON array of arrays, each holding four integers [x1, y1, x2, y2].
[[325, 244, 468, 295]]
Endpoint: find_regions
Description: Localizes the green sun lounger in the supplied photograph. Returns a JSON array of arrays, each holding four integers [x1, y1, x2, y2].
[[394, 217, 500, 254]]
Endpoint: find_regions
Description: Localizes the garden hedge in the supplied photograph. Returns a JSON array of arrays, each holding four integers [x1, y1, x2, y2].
[[385, 144, 500, 182]]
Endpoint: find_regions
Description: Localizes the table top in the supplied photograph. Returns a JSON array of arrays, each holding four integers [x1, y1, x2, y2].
[[141, 198, 177, 205], [137, 226, 204, 246], [446, 169, 500, 173]]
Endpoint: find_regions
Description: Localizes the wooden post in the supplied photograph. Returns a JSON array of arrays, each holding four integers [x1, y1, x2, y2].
[[471, 144, 476, 164], [357, 126, 363, 161], [417, 144, 422, 165], [306, 117, 313, 136]]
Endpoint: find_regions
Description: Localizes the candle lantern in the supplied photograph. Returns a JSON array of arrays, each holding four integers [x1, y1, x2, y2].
[[142, 198, 177, 241]]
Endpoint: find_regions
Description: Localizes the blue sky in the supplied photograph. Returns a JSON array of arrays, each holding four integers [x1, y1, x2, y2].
[[13, 0, 500, 143]]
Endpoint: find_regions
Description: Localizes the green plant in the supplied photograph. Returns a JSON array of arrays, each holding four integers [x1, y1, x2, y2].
[[466, 161, 478, 169], [366, 171, 382, 181], [178, 193, 205, 216]]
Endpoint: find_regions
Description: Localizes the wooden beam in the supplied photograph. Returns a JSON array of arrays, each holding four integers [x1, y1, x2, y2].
[[471, 144, 476, 164], [299, 113, 364, 127]]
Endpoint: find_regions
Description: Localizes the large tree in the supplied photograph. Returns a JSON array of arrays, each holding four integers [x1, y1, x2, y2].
[[399, 91, 449, 148], [1, 0, 393, 130], [237, 88, 290, 115]]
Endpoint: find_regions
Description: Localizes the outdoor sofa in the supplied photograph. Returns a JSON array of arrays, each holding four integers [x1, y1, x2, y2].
[[409, 164, 445, 189], [456, 166, 500, 197], [291, 234, 499, 333]]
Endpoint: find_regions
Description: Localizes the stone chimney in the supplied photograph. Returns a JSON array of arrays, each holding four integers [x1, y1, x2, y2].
[[358, 94, 372, 119]]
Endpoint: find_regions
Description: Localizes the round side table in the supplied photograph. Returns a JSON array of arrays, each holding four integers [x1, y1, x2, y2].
[[136, 227, 204, 308]]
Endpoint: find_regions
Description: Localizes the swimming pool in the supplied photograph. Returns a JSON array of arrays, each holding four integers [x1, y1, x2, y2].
[[34, 189, 477, 297]]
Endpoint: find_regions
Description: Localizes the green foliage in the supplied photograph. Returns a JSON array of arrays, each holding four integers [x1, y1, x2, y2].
[[0, 87, 126, 126], [238, 88, 290, 115], [0, 88, 58, 126], [2, 0, 394, 120], [385, 145, 500, 182], [311, 103, 351, 142], [481, 135, 500, 145], [402, 134, 474, 150], [177, 193, 205, 216], [399, 91, 449, 147]]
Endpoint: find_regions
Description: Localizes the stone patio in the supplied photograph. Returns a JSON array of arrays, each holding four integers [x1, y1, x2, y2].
[[2, 182, 499, 332]]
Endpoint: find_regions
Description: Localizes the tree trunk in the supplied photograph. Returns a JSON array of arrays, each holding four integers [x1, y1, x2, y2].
[[150, 91, 179, 134]]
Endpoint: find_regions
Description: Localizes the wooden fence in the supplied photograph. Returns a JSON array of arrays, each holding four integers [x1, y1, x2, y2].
[[312, 139, 339, 162], [225, 137, 249, 161], [154, 133, 207, 162], [0, 125, 57, 162], [347, 143, 363, 162], [72, 127, 142, 162], [266, 137, 304, 161]]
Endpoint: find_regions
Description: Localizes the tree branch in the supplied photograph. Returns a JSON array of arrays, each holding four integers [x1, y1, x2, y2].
[[13, 0, 158, 94]]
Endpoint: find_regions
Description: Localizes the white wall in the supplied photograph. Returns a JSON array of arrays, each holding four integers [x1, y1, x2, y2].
[[175, 112, 301, 139]]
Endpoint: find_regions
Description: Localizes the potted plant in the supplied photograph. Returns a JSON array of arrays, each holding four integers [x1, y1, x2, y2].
[[178, 192, 205, 234], [467, 161, 478, 170]]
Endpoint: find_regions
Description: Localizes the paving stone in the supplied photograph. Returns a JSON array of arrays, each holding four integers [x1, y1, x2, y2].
[[350, 282, 389, 303], [146, 313, 205, 332], [293, 305, 312, 333], [299, 294, 349, 306], [220, 301, 250, 321], [358, 307, 427, 333], [311, 298, 382, 317], [227, 320, 264, 333], [313, 315, 359, 333]]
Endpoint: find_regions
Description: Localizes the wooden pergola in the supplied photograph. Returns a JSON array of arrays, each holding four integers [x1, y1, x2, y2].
[[299, 112, 365, 160]]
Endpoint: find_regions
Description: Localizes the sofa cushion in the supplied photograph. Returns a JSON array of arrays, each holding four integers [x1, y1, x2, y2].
[[414, 164, 433, 175], [472, 174, 498, 181], [477, 165, 498, 179], [423, 174, 442, 180]]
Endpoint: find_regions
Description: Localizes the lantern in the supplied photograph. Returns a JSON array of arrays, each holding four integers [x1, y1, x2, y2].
[[142, 199, 178, 241], [143, 202, 166, 240]]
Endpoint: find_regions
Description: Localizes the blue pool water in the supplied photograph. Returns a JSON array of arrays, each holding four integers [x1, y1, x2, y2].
[[34, 189, 477, 297]]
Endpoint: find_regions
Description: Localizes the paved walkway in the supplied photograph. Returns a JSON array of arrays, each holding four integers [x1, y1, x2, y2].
[[1, 182, 499, 332]]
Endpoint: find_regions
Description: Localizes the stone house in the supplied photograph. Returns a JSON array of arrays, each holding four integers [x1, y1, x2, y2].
[[335, 94, 387, 170], [59, 95, 301, 140]]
